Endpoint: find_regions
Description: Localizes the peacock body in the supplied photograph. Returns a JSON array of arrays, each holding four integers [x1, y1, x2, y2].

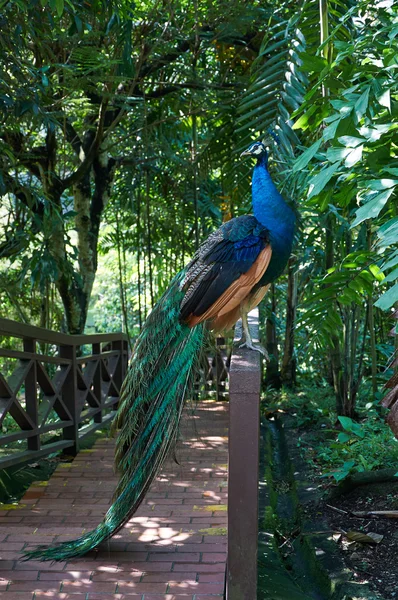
[[25, 140, 296, 561]]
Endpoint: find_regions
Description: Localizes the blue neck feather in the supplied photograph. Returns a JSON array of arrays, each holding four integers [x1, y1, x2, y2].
[[252, 155, 296, 245], [251, 154, 296, 284]]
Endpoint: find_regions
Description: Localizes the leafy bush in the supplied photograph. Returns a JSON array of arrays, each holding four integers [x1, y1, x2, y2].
[[318, 415, 398, 482]]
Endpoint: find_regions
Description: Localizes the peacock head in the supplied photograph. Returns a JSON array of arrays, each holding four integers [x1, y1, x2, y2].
[[240, 140, 267, 159]]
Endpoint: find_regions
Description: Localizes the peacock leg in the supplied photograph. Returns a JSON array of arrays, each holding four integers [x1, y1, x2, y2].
[[239, 311, 270, 360]]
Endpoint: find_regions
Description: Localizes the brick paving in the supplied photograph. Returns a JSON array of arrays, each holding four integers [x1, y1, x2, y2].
[[0, 401, 228, 599]]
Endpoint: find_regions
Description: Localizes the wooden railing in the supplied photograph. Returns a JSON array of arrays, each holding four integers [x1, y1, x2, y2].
[[0, 318, 129, 469], [227, 309, 262, 600]]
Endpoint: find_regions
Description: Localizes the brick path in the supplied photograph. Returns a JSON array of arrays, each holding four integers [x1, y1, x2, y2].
[[0, 401, 228, 599]]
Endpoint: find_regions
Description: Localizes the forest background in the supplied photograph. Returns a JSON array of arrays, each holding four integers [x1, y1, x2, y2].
[[0, 0, 397, 481]]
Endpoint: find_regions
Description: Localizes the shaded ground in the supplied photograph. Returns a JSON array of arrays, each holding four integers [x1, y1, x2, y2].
[[321, 482, 398, 600], [287, 414, 398, 600], [0, 425, 113, 505]]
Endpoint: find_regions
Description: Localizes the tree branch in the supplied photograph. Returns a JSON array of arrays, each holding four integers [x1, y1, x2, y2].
[[61, 99, 108, 190], [133, 81, 240, 99], [64, 120, 82, 156], [0, 173, 44, 258]]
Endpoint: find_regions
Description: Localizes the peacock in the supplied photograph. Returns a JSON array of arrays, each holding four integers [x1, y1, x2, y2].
[[24, 139, 296, 561]]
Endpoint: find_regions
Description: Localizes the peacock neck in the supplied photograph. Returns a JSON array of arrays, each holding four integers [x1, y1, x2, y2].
[[252, 155, 296, 245]]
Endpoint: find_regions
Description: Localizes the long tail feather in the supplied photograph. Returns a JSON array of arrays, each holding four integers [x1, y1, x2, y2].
[[24, 271, 206, 561]]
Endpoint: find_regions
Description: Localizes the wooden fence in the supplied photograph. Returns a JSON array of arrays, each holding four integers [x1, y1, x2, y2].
[[0, 318, 129, 469]]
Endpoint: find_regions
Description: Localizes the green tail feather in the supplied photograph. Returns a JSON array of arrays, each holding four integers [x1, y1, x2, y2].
[[24, 271, 206, 561]]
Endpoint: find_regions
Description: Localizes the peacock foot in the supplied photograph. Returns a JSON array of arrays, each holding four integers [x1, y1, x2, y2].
[[239, 340, 270, 361]]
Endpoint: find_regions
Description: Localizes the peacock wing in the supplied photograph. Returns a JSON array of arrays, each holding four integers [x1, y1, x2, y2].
[[179, 216, 272, 327]]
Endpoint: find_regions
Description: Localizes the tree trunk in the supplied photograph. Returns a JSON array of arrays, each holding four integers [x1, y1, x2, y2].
[[325, 214, 347, 414], [265, 284, 281, 388], [52, 146, 116, 334], [281, 257, 297, 388], [145, 169, 155, 309]]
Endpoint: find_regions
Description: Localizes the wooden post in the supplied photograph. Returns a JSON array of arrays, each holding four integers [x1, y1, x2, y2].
[[60, 343, 79, 455], [24, 337, 40, 451], [93, 342, 102, 423], [227, 308, 261, 600]]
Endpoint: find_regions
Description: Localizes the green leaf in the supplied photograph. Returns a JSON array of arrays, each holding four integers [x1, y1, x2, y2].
[[345, 145, 363, 167], [374, 283, 398, 311], [354, 86, 370, 121], [381, 251, 398, 271], [322, 119, 340, 142], [326, 147, 350, 163], [351, 188, 394, 227], [338, 432, 351, 443], [338, 136, 365, 147], [308, 162, 341, 199], [366, 179, 398, 190], [338, 416, 354, 431], [377, 89, 391, 110], [292, 139, 322, 172], [384, 267, 398, 283], [369, 264, 385, 282], [56, 0, 64, 16]]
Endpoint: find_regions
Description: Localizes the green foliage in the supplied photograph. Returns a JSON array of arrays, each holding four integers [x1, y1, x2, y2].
[[264, 385, 335, 428], [269, 385, 398, 484], [318, 415, 398, 482], [293, 1, 398, 311]]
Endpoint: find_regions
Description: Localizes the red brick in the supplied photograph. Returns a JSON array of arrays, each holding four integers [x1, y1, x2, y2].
[[168, 582, 224, 593], [39, 571, 92, 581], [142, 573, 196, 583], [35, 594, 85, 599], [86, 593, 127, 600], [8, 581, 60, 592], [201, 553, 226, 563], [149, 553, 200, 563], [117, 582, 167, 593], [0, 594, 35, 599], [173, 564, 225, 573], [0, 562, 15, 571], [177, 544, 226, 553], [0, 571, 39, 581], [87, 595, 130, 600], [198, 572, 225, 582], [92, 572, 141, 582], [0, 553, 20, 561], [202, 537, 226, 544], [0, 545, 24, 552], [143, 596, 194, 600], [13, 561, 67, 571], [61, 581, 116, 593], [119, 563, 173, 573], [95, 551, 148, 562]]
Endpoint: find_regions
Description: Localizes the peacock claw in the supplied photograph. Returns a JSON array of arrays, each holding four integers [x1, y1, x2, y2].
[[239, 340, 270, 361]]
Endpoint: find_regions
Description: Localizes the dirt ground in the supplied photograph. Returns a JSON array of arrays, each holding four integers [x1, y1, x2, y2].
[[317, 481, 398, 598]]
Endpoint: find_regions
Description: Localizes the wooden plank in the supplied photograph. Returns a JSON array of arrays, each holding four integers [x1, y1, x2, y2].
[[0, 348, 71, 365], [76, 350, 120, 364], [0, 419, 73, 445], [0, 439, 74, 469], [0, 317, 128, 346]]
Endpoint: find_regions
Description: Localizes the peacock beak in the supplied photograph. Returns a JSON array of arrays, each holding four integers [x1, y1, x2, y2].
[[240, 149, 252, 157]]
